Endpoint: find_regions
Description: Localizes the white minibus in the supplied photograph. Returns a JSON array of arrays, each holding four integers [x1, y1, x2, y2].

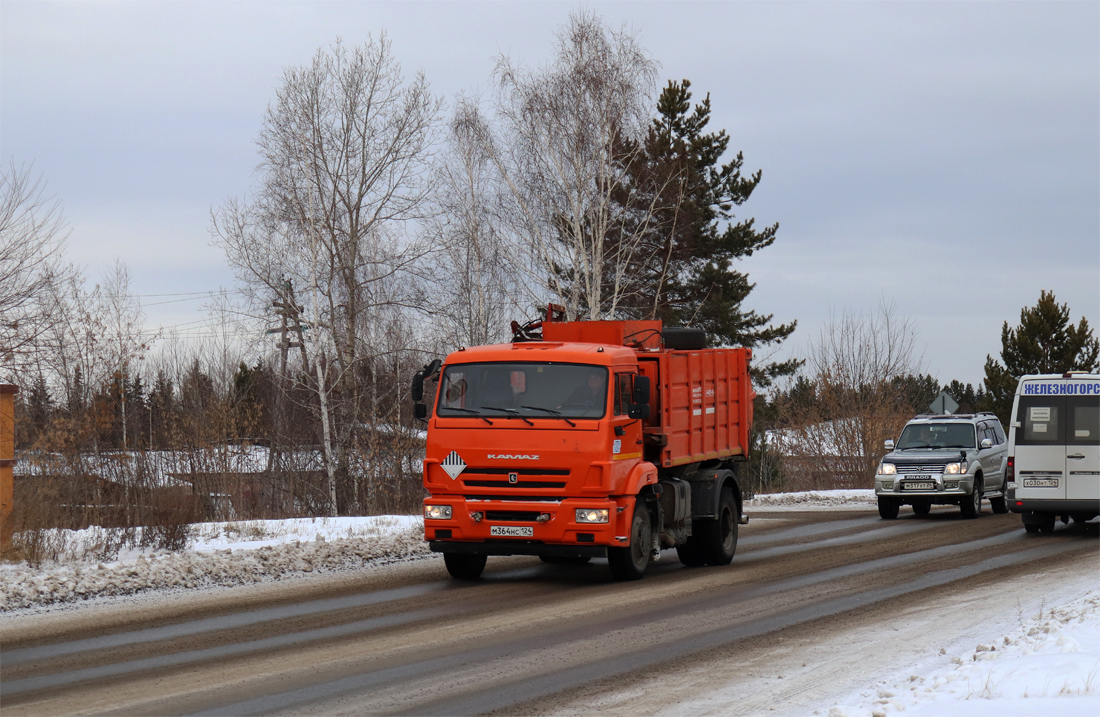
[[1007, 372, 1100, 532]]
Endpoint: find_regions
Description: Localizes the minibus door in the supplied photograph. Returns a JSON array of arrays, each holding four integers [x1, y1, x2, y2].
[[1066, 394, 1100, 502], [1015, 394, 1067, 501]]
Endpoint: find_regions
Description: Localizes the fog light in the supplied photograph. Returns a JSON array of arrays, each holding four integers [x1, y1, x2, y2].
[[880, 481, 893, 490], [576, 508, 609, 524], [944, 481, 959, 489], [424, 505, 452, 520]]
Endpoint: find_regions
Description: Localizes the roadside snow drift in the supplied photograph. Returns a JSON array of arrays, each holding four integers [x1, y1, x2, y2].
[[0, 516, 427, 612]]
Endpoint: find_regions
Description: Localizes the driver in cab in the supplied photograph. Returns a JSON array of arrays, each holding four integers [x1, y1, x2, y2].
[[561, 370, 607, 410]]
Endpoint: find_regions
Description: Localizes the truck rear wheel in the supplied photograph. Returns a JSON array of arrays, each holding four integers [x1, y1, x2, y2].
[[697, 486, 738, 566], [675, 536, 707, 567], [608, 501, 651, 580], [539, 555, 591, 565], [444, 552, 487, 580]]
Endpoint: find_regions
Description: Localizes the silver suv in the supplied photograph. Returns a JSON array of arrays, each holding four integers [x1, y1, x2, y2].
[[875, 413, 1009, 519]]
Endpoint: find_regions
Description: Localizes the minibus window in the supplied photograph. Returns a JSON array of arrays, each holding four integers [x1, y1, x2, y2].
[[1069, 399, 1099, 445], [1017, 397, 1063, 444]]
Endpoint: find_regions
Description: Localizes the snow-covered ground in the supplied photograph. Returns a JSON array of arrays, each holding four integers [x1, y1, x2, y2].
[[1, 491, 1096, 716], [827, 585, 1100, 717]]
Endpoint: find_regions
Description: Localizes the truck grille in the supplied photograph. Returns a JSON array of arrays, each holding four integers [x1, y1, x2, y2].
[[464, 480, 567, 489], [896, 464, 946, 475], [485, 510, 543, 522]]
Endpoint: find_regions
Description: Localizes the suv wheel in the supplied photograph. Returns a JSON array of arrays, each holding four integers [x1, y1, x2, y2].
[[960, 481, 982, 519], [878, 497, 900, 520]]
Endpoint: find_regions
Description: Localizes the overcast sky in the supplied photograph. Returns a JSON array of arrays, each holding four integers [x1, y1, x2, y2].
[[3, 1, 1097, 388]]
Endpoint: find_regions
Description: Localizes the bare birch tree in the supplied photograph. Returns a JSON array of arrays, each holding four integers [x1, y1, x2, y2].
[[213, 35, 441, 516], [489, 10, 665, 320], [426, 96, 523, 349], [0, 161, 77, 377], [775, 300, 925, 488]]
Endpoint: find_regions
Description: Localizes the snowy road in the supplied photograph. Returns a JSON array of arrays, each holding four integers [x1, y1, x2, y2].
[[2, 508, 1097, 716]]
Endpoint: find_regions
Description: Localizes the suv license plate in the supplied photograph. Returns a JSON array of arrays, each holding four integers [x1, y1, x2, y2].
[[903, 481, 935, 490], [490, 525, 533, 537], [1023, 478, 1059, 488]]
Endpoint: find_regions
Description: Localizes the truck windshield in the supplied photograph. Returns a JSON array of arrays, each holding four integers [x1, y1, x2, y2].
[[437, 362, 608, 419], [896, 423, 975, 449]]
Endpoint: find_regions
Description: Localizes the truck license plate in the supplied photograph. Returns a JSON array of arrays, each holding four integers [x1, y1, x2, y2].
[[490, 525, 533, 537], [1023, 478, 1059, 488], [903, 481, 935, 490]]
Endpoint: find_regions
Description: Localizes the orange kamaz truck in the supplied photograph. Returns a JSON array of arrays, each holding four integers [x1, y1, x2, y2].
[[411, 305, 754, 580]]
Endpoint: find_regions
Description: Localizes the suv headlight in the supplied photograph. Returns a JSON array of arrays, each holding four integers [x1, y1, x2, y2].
[[424, 505, 452, 520], [878, 463, 896, 476], [944, 462, 965, 475], [576, 509, 609, 524]]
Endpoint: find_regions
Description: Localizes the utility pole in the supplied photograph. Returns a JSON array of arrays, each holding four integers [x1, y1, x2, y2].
[[266, 280, 311, 509]]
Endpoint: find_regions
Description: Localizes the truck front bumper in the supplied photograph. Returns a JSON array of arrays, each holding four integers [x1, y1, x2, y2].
[[423, 495, 636, 553]]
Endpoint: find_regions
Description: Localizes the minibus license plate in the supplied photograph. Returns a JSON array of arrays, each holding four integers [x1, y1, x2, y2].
[[903, 481, 934, 490], [490, 525, 533, 537], [1023, 478, 1058, 488]]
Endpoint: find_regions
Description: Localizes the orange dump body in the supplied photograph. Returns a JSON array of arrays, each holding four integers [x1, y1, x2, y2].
[[421, 318, 752, 553]]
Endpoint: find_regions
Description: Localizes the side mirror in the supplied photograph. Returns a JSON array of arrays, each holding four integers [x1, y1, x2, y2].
[[628, 404, 651, 420], [633, 375, 651, 405], [980, 438, 993, 449], [411, 359, 442, 402], [414, 403, 427, 420], [884, 439, 895, 451]]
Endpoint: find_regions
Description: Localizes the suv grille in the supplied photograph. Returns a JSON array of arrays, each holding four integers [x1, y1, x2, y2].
[[896, 464, 946, 475]]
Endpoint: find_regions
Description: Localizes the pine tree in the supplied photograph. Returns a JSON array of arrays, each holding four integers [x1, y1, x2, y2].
[[615, 80, 799, 385], [983, 290, 1099, 424]]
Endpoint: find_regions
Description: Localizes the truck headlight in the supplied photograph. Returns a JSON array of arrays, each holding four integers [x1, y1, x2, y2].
[[944, 462, 964, 475], [424, 505, 452, 520], [878, 463, 896, 476], [576, 509, 609, 524]]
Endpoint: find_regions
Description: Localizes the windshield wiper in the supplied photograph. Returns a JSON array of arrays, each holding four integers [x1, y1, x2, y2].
[[482, 406, 535, 426], [443, 407, 493, 425], [521, 405, 576, 427]]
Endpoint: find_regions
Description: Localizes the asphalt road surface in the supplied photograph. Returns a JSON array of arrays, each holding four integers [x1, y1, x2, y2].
[[3, 507, 1097, 716]]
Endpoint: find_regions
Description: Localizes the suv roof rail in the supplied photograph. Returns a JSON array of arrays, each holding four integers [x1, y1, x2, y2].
[[910, 412, 997, 420]]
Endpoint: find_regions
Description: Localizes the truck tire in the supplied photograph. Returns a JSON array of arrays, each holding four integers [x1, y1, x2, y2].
[[608, 501, 652, 580], [444, 552, 487, 580], [539, 555, 591, 565], [675, 535, 708, 567], [696, 486, 738, 566], [960, 482, 982, 519], [878, 497, 900, 519], [662, 327, 707, 350]]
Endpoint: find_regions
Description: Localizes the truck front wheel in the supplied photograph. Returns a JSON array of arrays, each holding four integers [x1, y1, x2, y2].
[[608, 501, 652, 580], [444, 552, 487, 580]]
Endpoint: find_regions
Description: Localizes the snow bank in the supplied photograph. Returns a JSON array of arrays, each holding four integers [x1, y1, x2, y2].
[[829, 587, 1100, 716], [0, 516, 428, 612], [747, 489, 877, 509]]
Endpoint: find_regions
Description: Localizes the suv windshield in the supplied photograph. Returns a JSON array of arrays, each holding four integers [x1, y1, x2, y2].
[[896, 422, 976, 449], [437, 362, 608, 419]]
